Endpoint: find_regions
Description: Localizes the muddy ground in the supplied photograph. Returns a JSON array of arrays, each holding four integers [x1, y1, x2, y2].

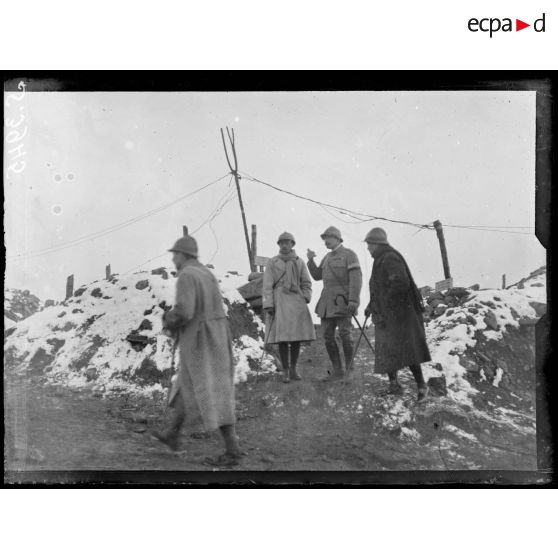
[[4, 328, 537, 478]]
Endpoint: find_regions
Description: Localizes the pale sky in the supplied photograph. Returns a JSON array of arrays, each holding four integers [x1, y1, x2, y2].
[[4, 90, 544, 307]]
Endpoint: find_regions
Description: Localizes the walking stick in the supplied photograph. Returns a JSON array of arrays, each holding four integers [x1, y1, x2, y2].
[[163, 334, 179, 418], [346, 315, 369, 376], [352, 315, 375, 356], [257, 312, 275, 381]]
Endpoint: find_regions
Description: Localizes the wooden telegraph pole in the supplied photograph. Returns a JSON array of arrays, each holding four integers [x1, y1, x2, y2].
[[502, 274, 506, 289], [65, 274, 74, 300], [251, 224, 257, 269], [105, 264, 111, 280], [433, 220, 451, 280], [221, 127, 255, 272]]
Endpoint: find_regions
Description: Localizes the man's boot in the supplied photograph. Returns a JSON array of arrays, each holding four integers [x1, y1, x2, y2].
[[151, 415, 183, 451], [386, 370, 403, 395], [289, 365, 302, 381], [278, 343, 290, 383], [342, 338, 354, 375], [324, 341, 344, 380], [151, 398, 185, 451], [289, 343, 302, 380], [410, 364, 428, 402]]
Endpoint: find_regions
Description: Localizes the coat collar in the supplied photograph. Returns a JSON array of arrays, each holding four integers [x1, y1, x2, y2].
[[178, 258, 202, 272], [372, 244, 392, 259]]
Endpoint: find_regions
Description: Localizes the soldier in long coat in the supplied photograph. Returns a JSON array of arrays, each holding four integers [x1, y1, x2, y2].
[[307, 226, 362, 380], [151, 235, 242, 466], [263, 232, 316, 382], [363, 227, 431, 401]]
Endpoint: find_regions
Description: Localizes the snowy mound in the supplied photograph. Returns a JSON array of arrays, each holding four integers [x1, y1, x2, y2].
[[4, 268, 275, 397], [4, 288, 42, 329], [421, 267, 546, 404]]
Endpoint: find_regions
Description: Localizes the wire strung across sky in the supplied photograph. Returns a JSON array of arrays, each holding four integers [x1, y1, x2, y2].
[[124, 176, 236, 273], [240, 171, 535, 235], [240, 171, 433, 230], [7, 173, 230, 262], [7, 166, 535, 269]]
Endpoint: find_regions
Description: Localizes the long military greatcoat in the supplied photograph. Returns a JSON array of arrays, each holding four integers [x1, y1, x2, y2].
[[366, 244, 431, 373], [163, 259, 236, 431], [262, 255, 316, 344], [307, 245, 362, 318]]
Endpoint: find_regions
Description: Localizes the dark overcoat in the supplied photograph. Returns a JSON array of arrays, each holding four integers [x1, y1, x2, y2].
[[366, 245, 431, 373]]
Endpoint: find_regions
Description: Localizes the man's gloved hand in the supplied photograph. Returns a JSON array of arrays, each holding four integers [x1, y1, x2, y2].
[[364, 305, 372, 318], [347, 301, 358, 315], [307, 249, 317, 260], [264, 307, 275, 318]]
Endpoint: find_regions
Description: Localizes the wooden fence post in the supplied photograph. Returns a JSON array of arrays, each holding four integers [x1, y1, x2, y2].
[[433, 220, 451, 280], [65, 274, 74, 300], [502, 274, 506, 289], [105, 264, 111, 280], [251, 224, 257, 270]]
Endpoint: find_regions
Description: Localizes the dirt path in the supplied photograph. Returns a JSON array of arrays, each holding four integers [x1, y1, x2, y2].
[[4, 332, 537, 475]]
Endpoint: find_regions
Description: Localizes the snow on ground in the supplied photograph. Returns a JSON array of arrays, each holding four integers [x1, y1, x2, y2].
[[422, 269, 545, 405], [218, 272, 249, 305], [5, 267, 275, 397]]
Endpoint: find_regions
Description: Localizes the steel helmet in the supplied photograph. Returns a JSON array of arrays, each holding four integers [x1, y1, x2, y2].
[[364, 227, 389, 245], [277, 231, 296, 245], [169, 235, 199, 257], [320, 226, 343, 242]]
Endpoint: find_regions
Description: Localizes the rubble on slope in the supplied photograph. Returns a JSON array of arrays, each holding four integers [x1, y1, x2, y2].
[[4, 288, 42, 330], [4, 267, 276, 397], [419, 266, 546, 407]]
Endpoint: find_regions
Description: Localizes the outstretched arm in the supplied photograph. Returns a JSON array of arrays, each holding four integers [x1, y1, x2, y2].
[[307, 256, 323, 281]]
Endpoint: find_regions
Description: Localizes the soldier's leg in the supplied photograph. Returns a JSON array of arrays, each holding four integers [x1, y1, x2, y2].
[[338, 317, 354, 373], [278, 342, 290, 383], [322, 318, 343, 378], [151, 389, 186, 451], [289, 342, 302, 380], [219, 424, 242, 457], [204, 424, 243, 467], [386, 369, 403, 394], [409, 364, 428, 401]]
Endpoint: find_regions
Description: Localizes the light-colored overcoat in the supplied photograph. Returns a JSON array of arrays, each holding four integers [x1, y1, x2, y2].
[[262, 255, 316, 344], [163, 259, 236, 431]]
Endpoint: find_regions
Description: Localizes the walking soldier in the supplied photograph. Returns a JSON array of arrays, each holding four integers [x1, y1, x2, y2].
[[151, 234, 242, 466], [307, 226, 362, 380], [263, 232, 316, 383], [363, 227, 430, 401]]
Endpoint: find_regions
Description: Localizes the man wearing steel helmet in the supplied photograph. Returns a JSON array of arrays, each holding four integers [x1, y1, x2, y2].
[[363, 227, 430, 401], [151, 234, 242, 466], [263, 232, 316, 383], [307, 226, 362, 380]]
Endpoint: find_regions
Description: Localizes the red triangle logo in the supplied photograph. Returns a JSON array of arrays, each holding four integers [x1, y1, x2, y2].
[[516, 19, 530, 31]]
